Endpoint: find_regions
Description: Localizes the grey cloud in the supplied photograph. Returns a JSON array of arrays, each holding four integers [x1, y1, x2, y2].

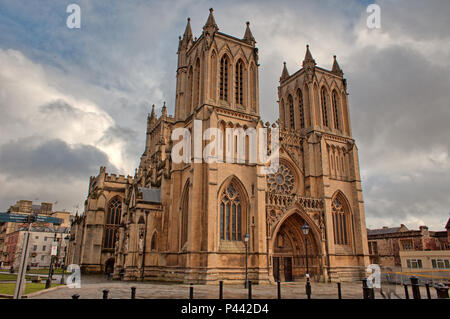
[[0, 137, 116, 180]]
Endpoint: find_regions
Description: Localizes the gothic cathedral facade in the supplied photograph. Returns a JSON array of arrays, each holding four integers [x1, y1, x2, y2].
[[67, 9, 370, 283]]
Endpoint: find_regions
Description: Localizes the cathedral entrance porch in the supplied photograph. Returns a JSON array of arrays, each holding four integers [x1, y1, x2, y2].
[[271, 212, 321, 282]]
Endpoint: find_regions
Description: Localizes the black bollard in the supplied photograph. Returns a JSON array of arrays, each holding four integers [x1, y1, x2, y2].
[[403, 284, 409, 299], [425, 283, 431, 299], [337, 282, 342, 299], [102, 289, 109, 299], [219, 281, 223, 300], [72, 294, 80, 299], [131, 286, 136, 299], [410, 277, 421, 299], [189, 284, 194, 299], [362, 278, 371, 299], [277, 281, 281, 299], [248, 280, 252, 299]]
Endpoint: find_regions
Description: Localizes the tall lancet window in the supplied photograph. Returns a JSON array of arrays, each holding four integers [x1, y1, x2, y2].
[[288, 94, 295, 129], [103, 197, 122, 249], [332, 90, 340, 130], [193, 58, 201, 109], [235, 60, 244, 105], [332, 196, 349, 245], [220, 55, 229, 101], [180, 183, 189, 248], [321, 87, 329, 127], [297, 89, 305, 129], [220, 182, 243, 241]]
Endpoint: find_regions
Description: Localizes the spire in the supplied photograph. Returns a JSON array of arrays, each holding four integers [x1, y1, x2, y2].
[[150, 104, 156, 120], [331, 55, 343, 76], [203, 8, 218, 34], [181, 18, 193, 49], [161, 101, 167, 118], [243, 21, 255, 46], [302, 44, 316, 68], [280, 62, 289, 82]]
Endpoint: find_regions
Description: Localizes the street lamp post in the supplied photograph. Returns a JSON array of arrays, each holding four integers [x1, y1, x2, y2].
[[60, 235, 70, 284], [302, 222, 311, 299], [244, 233, 250, 288]]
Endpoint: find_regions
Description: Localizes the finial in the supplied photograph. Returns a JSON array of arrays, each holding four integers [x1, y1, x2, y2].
[[210, 8, 213, 13], [246, 21, 250, 26], [187, 17, 190, 21]]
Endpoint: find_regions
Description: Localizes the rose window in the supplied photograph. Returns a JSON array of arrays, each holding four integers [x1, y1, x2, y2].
[[267, 164, 295, 194]]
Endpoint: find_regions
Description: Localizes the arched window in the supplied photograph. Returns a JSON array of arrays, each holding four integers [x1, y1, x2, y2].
[[332, 90, 340, 130], [151, 232, 157, 251], [332, 196, 349, 245], [180, 183, 189, 248], [297, 89, 305, 129], [280, 99, 286, 128], [220, 181, 244, 241], [288, 95, 295, 129], [220, 55, 229, 101], [103, 197, 122, 249], [250, 63, 256, 111], [187, 67, 193, 114], [210, 52, 217, 100], [321, 87, 329, 127], [235, 60, 244, 105], [193, 58, 201, 109]]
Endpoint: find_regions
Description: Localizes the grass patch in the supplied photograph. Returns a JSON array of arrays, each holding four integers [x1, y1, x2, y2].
[[0, 274, 38, 281], [0, 283, 60, 296]]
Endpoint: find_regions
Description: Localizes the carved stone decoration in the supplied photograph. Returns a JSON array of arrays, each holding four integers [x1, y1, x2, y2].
[[267, 163, 295, 194]]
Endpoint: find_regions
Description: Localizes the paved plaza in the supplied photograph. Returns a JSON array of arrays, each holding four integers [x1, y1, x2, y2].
[[28, 275, 438, 299]]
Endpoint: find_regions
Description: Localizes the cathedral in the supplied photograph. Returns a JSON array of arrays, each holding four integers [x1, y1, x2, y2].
[[67, 9, 370, 284]]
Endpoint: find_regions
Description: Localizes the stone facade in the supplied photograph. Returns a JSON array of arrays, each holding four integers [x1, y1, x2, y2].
[[68, 9, 370, 283]]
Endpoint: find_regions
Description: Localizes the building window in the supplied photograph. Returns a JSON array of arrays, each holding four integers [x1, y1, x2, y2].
[[432, 259, 450, 269], [406, 259, 423, 269], [220, 55, 229, 101], [288, 95, 295, 129], [235, 60, 244, 105], [220, 181, 244, 241], [33, 245, 37, 251], [401, 240, 413, 250], [42, 246, 46, 251], [321, 87, 329, 127], [193, 58, 200, 109], [297, 89, 305, 129], [41, 255, 45, 261], [181, 183, 189, 248], [103, 197, 122, 249], [332, 196, 349, 245], [332, 90, 340, 130]]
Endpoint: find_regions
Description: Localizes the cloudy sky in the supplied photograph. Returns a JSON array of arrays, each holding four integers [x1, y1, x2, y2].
[[0, 0, 449, 230]]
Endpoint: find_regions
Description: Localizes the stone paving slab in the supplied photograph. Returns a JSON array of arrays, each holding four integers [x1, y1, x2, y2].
[[29, 279, 438, 299]]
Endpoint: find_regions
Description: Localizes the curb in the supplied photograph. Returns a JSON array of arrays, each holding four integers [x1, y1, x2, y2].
[[0, 285, 65, 299], [26, 285, 66, 298]]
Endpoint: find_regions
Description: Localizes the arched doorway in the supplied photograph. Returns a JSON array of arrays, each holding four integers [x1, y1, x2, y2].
[[272, 212, 321, 282]]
